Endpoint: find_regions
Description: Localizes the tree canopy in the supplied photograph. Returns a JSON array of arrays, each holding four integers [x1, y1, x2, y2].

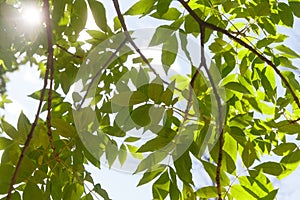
[[1, 0, 300, 199]]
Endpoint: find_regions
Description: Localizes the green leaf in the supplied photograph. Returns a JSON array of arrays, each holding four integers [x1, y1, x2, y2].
[[105, 140, 118, 167], [130, 91, 148, 105], [62, 183, 84, 200], [273, 143, 297, 156], [289, 1, 300, 17], [174, 152, 193, 184], [242, 142, 257, 168], [254, 162, 284, 176], [94, 184, 110, 200], [152, 171, 170, 199], [52, 118, 75, 137], [162, 34, 178, 71], [103, 125, 126, 137], [259, 17, 276, 36], [137, 167, 165, 186], [131, 104, 152, 127], [71, 0, 88, 35], [0, 137, 12, 150], [113, 16, 122, 31], [88, 0, 108, 32], [196, 186, 225, 198], [260, 189, 278, 200], [137, 136, 171, 152], [278, 2, 294, 27], [224, 82, 251, 94], [118, 144, 127, 166], [157, 0, 172, 16], [125, 0, 156, 16], [148, 82, 164, 103], [151, 8, 181, 20], [149, 26, 174, 46], [23, 182, 44, 200], [275, 44, 300, 58], [17, 112, 30, 142]]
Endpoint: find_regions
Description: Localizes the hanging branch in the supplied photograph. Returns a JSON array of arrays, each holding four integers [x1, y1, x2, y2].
[[178, 0, 300, 111], [6, 0, 54, 198], [44, 0, 59, 160]]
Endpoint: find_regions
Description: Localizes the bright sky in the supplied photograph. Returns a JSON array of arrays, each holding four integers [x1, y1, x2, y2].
[[2, 1, 300, 200]]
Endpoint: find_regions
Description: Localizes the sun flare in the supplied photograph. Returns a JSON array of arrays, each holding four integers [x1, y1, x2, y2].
[[21, 6, 41, 26]]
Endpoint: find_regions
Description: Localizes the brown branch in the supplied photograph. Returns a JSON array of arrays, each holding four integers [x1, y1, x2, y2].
[[216, 130, 224, 200], [112, 0, 159, 77], [6, 1, 53, 198], [178, 0, 300, 110], [44, 0, 59, 160]]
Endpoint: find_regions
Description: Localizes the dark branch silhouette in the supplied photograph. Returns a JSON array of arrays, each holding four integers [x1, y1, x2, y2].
[[6, 0, 54, 199]]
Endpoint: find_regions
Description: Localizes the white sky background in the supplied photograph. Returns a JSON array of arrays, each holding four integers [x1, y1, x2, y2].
[[1, 0, 300, 199]]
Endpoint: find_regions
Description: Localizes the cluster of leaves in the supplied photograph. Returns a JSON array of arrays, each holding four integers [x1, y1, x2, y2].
[[0, 0, 300, 199]]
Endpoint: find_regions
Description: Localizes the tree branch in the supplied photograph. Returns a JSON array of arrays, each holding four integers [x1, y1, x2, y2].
[[44, 0, 59, 160], [6, 0, 54, 198], [178, 0, 300, 110], [56, 44, 84, 59]]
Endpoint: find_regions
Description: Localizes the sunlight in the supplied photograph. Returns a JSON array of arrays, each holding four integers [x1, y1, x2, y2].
[[21, 5, 41, 26]]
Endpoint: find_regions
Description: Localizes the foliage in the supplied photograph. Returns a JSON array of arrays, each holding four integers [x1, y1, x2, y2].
[[0, 0, 300, 199]]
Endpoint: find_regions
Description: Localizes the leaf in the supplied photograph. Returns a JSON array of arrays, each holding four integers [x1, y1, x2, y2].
[[102, 125, 126, 137], [152, 171, 170, 199], [71, 0, 87, 35], [137, 136, 171, 152], [131, 104, 152, 127], [225, 82, 251, 94], [151, 8, 181, 20], [278, 2, 294, 27], [273, 143, 297, 156], [149, 26, 174, 46], [52, 118, 75, 137], [129, 91, 148, 105], [1, 120, 19, 141], [242, 142, 257, 168], [259, 17, 276, 36], [289, 1, 300, 17], [88, 0, 108, 32], [17, 112, 30, 142], [254, 162, 284, 176], [260, 189, 278, 200], [148, 82, 164, 103], [113, 16, 121, 31], [23, 182, 44, 200], [118, 144, 127, 166], [275, 44, 300, 58], [125, 0, 156, 16], [0, 137, 13, 150], [196, 186, 225, 198], [105, 140, 118, 167], [174, 152, 193, 184], [134, 152, 167, 173], [157, 0, 172, 16], [161, 34, 178, 71], [62, 183, 84, 200], [137, 167, 165, 186], [94, 184, 110, 200]]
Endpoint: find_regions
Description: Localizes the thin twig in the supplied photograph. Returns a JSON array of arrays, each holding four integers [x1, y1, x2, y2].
[[6, 1, 52, 198], [78, 39, 127, 109], [178, 0, 300, 110], [56, 44, 84, 59], [112, 0, 183, 92]]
